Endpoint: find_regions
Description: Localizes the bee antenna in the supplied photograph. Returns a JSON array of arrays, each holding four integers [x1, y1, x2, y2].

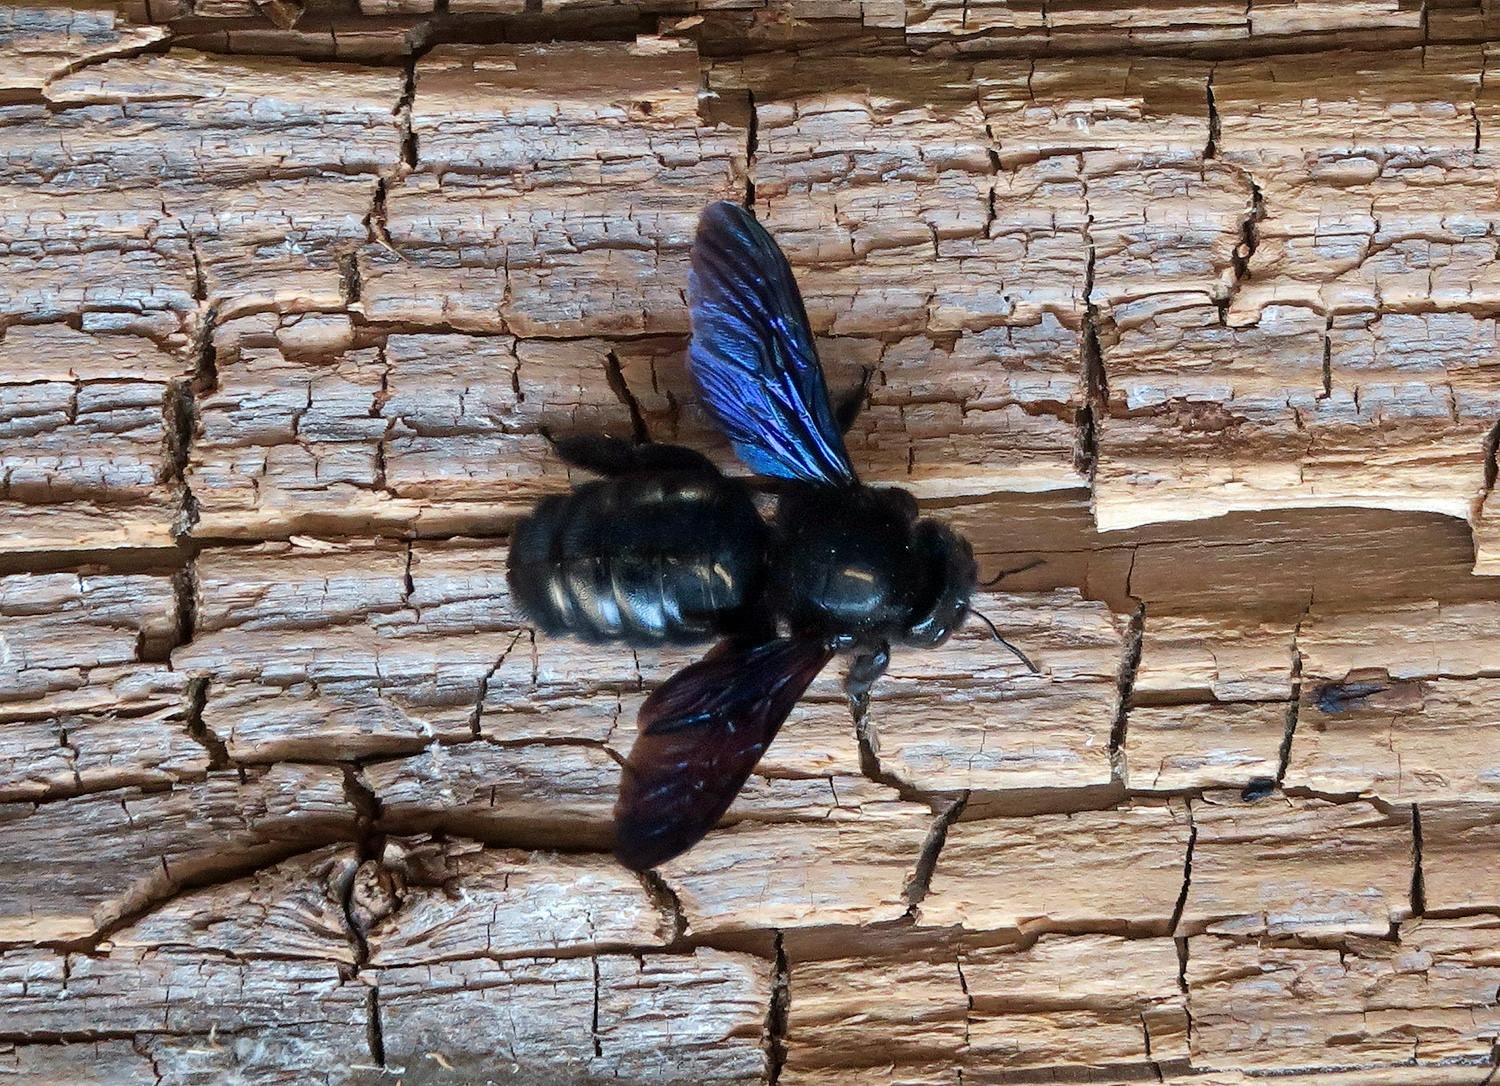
[[979, 557, 1044, 589], [966, 607, 1041, 674]]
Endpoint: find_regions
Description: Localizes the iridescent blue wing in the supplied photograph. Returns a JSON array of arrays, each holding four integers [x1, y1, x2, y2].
[[613, 637, 834, 870], [688, 201, 857, 486]]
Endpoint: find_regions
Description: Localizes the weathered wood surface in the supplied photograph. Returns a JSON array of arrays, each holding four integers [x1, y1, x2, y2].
[[2, 1, 1499, 1083]]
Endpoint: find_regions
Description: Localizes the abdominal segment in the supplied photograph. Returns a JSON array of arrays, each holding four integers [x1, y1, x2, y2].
[[506, 474, 767, 646]]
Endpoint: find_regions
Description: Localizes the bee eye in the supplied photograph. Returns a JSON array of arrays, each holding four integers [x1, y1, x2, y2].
[[901, 519, 974, 647]]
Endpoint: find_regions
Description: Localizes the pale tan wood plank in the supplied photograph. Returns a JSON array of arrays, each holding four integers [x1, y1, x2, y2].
[[1179, 793, 1413, 938], [919, 803, 1191, 934], [783, 936, 1186, 1081], [187, 320, 636, 539], [1, 3, 166, 95], [40, 50, 403, 316], [0, 571, 201, 801], [1129, 702, 1288, 792], [1421, 802, 1500, 914], [360, 836, 673, 965], [1187, 919, 1500, 1071], [1126, 613, 1293, 791], [178, 539, 522, 760], [1136, 615, 1297, 702], [359, 40, 743, 335], [865, 588, 1128, 796], [655, 797, 937, 936], [372, 949, 769, 1084], [1095, 49, 1500, 553], [0, 764, 353, 943]]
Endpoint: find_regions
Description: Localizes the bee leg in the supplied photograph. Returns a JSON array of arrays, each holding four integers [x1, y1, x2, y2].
[[844, 639, 891, 707], [546, 432, 720, 477], [834, 367, 873, 434]]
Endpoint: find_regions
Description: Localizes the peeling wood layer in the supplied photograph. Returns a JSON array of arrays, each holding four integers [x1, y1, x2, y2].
[[92, 0, 1500, 64]]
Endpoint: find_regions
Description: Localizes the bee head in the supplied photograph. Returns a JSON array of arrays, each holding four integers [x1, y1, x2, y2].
[[900, 518, 976, 647]]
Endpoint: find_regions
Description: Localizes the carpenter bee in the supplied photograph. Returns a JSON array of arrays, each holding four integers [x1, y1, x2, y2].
[[507, 201, 1034, 871]]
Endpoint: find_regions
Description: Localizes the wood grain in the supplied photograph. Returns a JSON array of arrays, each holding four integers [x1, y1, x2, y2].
[[3, 3, 1499, 1083]]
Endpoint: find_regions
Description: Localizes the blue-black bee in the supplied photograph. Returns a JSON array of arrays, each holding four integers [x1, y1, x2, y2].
[[507, 201, 1033, 870]]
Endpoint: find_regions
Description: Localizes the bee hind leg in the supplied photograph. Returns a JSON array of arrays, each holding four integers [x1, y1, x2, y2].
[[545, 432, 719, 477], [844, 639, 891, 708]]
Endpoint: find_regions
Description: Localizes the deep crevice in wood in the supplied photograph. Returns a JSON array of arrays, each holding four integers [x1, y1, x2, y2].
[[161, 378, 195, 502], [1203, 66, 1220, 159], [343, 767, 387, 865], [1320, 310, 1335, 399], [764, 931, 789, 1086], [365, 986, 386, 1068], [1109, 603, 1147, 762], [1411, 803, 1428, 918], [590, 954, 604, 1059], [11, 835, 358, 955], [1222, 175, 1265, 323], [962, 781, 1130, 819], [1168, 805, 1196, 935], [172, 560, 198, 653], [0, 1028, 209, 1044], [639, 868, 689, 949], [396, 51, 419, 169], [1075, 193, 1103, 480], [743, 87, 757, 210], [1275, 614, 1305, 784], [338, 251, 363, 305], [181, 676, 231, 770], [904, 790, 969, 909], [1175, 933, 1192, 1048]]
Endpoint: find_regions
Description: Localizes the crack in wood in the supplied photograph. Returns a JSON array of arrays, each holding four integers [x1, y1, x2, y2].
[[1274, 612, 1305, 785], [6, 13, 1500, 1081], [1410, 802, 1428, 918], [590, 953, 604, 1058], [638, 867, 689, 948], [1075, 198, 1104, 480], [181, 676, 231, 770], [764, 932, 789, 1085], [744, 88, 758, 210], [365, 985, 386, 1067], [904, 791, 969, 909], [1168, 805, 1196, 935], [1109, 602, 1147, 767], [1221, 174, 1265, 321], [1204, 66, 1220, 159], [1175, 934, 1192, 1048]]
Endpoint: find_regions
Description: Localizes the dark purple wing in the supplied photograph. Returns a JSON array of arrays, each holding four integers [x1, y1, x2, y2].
[[688, 201, 857, 487], [613, 637, 834, 870]]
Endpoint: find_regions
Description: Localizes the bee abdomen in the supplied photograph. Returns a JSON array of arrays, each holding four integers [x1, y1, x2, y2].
[[507, 474, 765, 646]]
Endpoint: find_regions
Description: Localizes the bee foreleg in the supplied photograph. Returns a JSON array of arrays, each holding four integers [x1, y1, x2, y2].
[[844, 639, 891, 707]]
